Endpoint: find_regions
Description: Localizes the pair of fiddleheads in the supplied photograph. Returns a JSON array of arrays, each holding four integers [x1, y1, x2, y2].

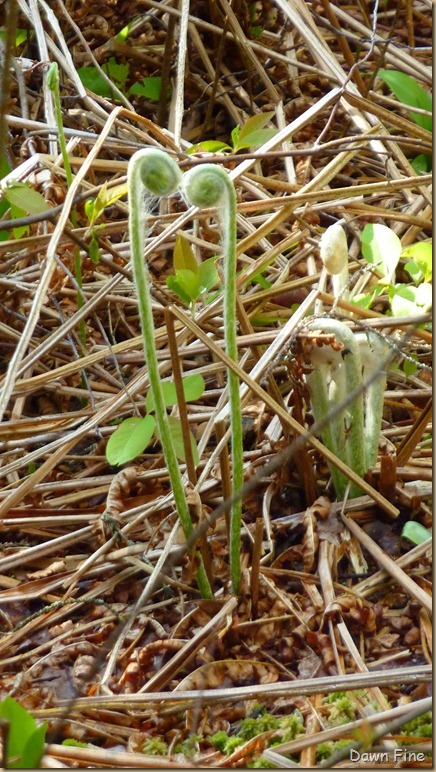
[[128, 149, 242, 594]]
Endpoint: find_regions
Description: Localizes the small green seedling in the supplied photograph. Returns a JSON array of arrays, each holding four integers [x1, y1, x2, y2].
[[166, 234, 219, 312], [77, 57, 164, 101], [353, 225, 432, 327], [378, 70, 432, 172], [106, 374, 205, 466], [0, 697, 47, 768], [187, 112, 278, 155], [84, 180, 128, 263]]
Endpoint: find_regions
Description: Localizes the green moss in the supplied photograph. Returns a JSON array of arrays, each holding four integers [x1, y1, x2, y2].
[[174, 733, 202, 756], [247, 755, 277, 768], [400, 711, 432, 738], [211, 731, 244, 754], [239, 712, 279, 740], [323, 692, 357, 724], [142, 737, 169, 755], [316, 739, 353, 761], [278, 710, 305, 742]]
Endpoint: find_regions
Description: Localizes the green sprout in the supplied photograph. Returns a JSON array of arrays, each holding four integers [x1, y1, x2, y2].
[[106, 374, 205, 466]]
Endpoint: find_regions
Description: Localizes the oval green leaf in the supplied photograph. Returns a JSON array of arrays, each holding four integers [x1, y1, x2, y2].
[[390, 282, 432, 316], [198, 257, 219, 293], [4, 181, 50, 214], [0, 697, 47, 769], [106, 415, 156, 465], [146, 374, 205, 412], [165, 415, 200, 466]]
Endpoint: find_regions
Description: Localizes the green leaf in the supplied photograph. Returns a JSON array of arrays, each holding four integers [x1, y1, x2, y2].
[[411, 153, 431, 173], [233, 111, 277, 151], [84, 198, 96, 224], [77, 66, 112, 98], [129, 77, 163, 101], [173, 234, 199, 274], [185, 141, 232, 155], [9, 203, 29, 238], [361, 223, 402, 283], [20, 726, 47, 768], [389, 282, 432, 316], [104, 57, 129, 90], [46, 61, 59, 91], [198, 257, 219, 293], [231, 124, 241, 149], [0, 28, 29, 48], [351, 284, 385, 309], [89, 231, 101, 264], [171, 269, 200, 302], [145, 374, 205, 412], [116, 18, 138, 41], [251, 269, 271, 290], [86, 181, 127, 225], [402, 241, 432, 282], [0, 697, 46, 768], [0, 154, 11, 179], [378, 70, 432, 132], [161, 415, 200, 465], [238, 111, 275, 139], [15, 29, 29, 47], [106, 415, 156, 465], [233, 128, 278, 152], [166, 274, 194, 306], [402, 354, 418, 378], [401, 521, 431, 545], [4, 181, 50, 214]]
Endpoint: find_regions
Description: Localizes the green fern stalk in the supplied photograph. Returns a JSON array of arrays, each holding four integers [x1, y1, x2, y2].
[[128, 148, 212, 599], [181, 165, 243, 593]]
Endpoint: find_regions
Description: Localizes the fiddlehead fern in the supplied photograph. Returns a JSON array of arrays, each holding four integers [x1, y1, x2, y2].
[[128, 148, 212, 598], [182, 164, 243, 593]]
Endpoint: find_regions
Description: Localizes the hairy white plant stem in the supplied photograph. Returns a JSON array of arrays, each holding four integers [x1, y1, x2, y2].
[[306, 318, 366, 498], [182, 164, 243, 593], [128, 148, 212, 599], [355, 331, 391, 468]]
